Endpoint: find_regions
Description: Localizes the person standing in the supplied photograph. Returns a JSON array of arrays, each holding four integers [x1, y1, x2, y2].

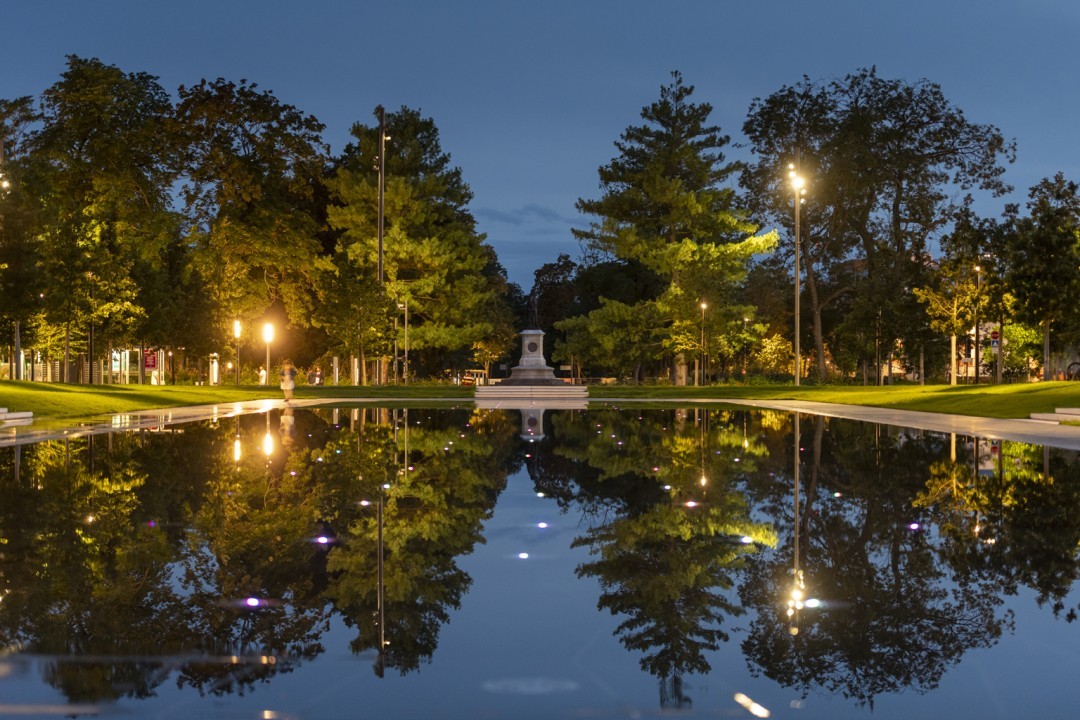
[[280, 359, 297, 401]]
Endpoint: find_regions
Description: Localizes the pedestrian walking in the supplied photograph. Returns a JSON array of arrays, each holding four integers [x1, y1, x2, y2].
[[280, 359, 297, 401]]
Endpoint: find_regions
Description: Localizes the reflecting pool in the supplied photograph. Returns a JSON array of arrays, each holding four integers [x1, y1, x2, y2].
[[1, 404, 1078, 719]]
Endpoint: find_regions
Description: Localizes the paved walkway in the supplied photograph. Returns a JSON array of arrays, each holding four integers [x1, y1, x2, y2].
[[3, 397, 1080, 451]]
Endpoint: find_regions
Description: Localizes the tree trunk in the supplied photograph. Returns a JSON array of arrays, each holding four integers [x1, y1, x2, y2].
[[64, 324, 70, 384], [805, 261, 828, 382], [13, 320, 21, 381], [949, 334, 957, 385], [1043, 319, 1052, 381]]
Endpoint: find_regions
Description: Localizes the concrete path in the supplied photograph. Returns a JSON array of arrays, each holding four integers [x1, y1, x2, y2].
[[3, 396, 1080, 451]]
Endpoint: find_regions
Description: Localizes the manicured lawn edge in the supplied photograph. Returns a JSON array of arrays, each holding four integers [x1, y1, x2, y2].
[[4, 380, 1080, 425]]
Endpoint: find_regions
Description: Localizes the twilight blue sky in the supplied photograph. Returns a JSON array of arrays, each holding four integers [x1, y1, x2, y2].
[[4, 0, 1079, 288]]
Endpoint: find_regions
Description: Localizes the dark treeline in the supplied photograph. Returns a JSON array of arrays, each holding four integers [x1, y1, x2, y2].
[[2, 60, 1077, 384]]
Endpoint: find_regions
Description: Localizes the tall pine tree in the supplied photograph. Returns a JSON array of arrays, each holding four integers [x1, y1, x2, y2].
[[568, 72, 774, 382]]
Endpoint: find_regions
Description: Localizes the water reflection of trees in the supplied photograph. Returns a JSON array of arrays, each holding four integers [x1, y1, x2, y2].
[[4, 407, 1080, 711], [916, 440, 1080, 621], [0, 406, 521, 702], [739, 419, 1016, 707], [542, 408, 776, 708], [325, 408, 520, 675]]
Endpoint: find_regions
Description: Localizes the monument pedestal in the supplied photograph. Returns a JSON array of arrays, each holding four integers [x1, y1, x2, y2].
[[475, 328, 588, 402]]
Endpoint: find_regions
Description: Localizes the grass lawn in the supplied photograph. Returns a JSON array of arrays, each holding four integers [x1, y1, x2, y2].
[[0, 381, 472, 427], [3, 379, 1080, 426], [586, 382, 1080, 418]]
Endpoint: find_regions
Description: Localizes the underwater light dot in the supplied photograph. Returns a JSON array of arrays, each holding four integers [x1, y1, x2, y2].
[[245, 597, 261, 607], [537, 522, 548, 529], [518, 552, 529, 559]]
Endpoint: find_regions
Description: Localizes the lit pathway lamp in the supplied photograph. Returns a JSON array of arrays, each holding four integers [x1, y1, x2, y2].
[[263, 323, 274, 384], [233, 320, 242, 385], [788, 164, 806, 386]]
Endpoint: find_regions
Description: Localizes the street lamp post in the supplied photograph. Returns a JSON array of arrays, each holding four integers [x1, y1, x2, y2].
[[399, 299, 410, 386], [974, 265, 982, 385], [263, 323, 274, 385], [233, 320, 242, 386], [377, 105, 387, 385], [699, 301, 707, 386], [788, 163, 806, 386]]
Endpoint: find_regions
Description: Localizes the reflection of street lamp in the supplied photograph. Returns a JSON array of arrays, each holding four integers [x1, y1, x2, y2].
[[263, 411, 274, 457], [788, 163, 806, 386], [233, 320, 242, 385], [788, 411, 804, 634], [262, 323, 274, 384], [699, 301, 707, 386]]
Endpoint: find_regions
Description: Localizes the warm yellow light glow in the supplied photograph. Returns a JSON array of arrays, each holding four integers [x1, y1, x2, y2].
[[700, 475, 707, 486], [263, 432, 274, 457], [733, 692, 771, 718], [700, 302, 707, 310], [262, 323, 274, 343], [234, 320, 242, 338], [791, 588, 804, 602], [233, 438, 242, 463], [790, 173, 805, 190]]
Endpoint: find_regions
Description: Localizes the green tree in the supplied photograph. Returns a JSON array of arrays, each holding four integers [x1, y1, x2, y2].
[[1003, 173, 1080, 378], [0, 96, 43, 379], [572, 71, 775, 383], [327, 106, 509, 378], [22, 56, 178, 381], [913, 260, 980, 385], [174, 77, 328, 341], [742, 68, 1015, 382]]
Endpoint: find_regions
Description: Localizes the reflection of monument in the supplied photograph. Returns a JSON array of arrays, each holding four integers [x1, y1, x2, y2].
[[520, 407, 546, 441], [475, 328, 588, 402]]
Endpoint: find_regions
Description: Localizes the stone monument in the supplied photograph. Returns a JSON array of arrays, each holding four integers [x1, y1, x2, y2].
[[500, 329, 562, 386]]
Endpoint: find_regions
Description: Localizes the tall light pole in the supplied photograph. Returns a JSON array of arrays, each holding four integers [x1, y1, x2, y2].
[[699, 301, 707, 386], [263, 323, 274, 384], [1, 140, 18, 381], [377, 106, 386, 286], [400, 299, 410, 386], [788, 163, 806, 386], [233, 320, 242, 385], [974, 264, 982, 385], [377, 105, 387, 385]]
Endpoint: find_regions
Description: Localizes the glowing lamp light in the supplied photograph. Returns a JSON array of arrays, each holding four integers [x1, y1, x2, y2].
[[233, 438, 242, 463], [262, 323, 274, 344], [734, 692, 771, 718], [263, 432, 274, 457], [517, 552, 529, 559]]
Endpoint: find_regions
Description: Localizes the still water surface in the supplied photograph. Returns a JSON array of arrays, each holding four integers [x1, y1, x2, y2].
[[1, 404, 1078, 718]]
